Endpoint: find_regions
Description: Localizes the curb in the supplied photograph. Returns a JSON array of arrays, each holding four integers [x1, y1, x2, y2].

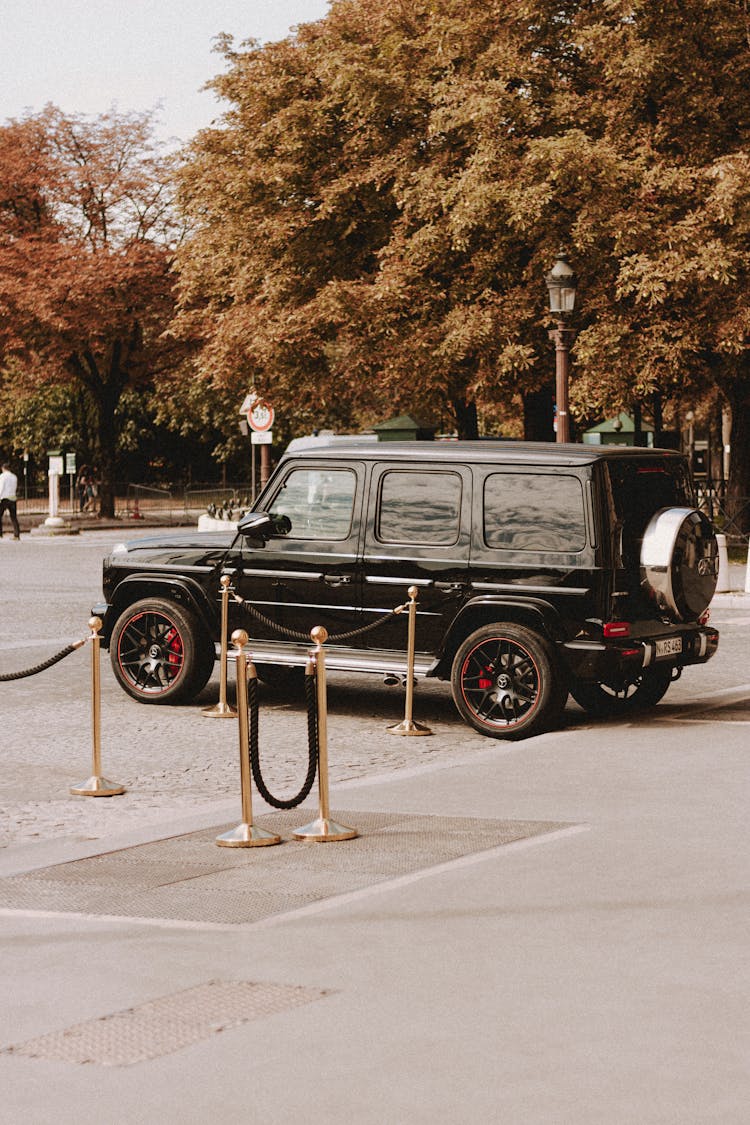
[[711, 592, 750, 609]]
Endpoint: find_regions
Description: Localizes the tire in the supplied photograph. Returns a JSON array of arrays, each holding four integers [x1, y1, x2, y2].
[[254, 664, 305, 693], [110, 597, 212, 704], [641, 507, 718, 621], [191, 635, 217, 698], [570, 665, 673, 717], [451, 623, 566, 740]]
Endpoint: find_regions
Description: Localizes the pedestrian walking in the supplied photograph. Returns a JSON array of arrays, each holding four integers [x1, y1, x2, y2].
[[76, 465, 91, 513], [0, 460, 21, 539]]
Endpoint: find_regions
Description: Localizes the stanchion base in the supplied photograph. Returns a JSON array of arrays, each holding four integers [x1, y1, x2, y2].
[[293, 817, 358, 842], [215, 823, 281, 848], [201, 701, 238, 718], [386, 719, 433, 736], [70, 775, 126, 797]]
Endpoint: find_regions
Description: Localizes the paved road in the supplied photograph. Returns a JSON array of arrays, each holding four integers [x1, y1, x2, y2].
[[1, 530, 749, 1123], [1, 529, 748, 851]]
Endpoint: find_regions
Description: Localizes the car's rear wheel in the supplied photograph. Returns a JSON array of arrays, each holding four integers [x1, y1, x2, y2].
[[451, 623, 566, 740], [110, 598, 212, 703], [570, 665, 673, 716], [254, 663, 305, 692]]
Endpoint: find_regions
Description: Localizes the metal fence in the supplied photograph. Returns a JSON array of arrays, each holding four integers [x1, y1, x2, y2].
[[16, 481, 253, 527], [183, 485, 253, 519], [116, 484, 177, 525], [16, 482, 80, 519], [697, 489, 750, 546]]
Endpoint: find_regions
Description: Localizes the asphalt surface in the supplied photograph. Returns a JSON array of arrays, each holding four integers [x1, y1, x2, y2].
[[0, 529, 748, 1123]]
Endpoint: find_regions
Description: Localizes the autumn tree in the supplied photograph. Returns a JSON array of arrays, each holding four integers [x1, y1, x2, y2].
[[176, 2, 572, 438], [0, 107, 184, 516], [492, 0, 750, 513], [177, 0, 750, 506]]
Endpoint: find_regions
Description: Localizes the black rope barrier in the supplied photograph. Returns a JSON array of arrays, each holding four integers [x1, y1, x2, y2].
[[0, 639, 87, 682], [247, 662, 319, 809], [233, 593, 407, 643]]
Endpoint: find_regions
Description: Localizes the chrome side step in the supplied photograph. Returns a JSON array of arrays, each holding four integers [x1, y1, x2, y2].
[[216, 640, 435, 678]]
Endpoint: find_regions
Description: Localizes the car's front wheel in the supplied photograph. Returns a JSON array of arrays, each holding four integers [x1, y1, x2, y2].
[[451, 623, 566, 740], [110, 598, 213, 703], [570, 665, 673, 717]]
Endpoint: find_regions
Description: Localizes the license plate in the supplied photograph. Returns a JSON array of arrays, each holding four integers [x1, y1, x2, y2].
[[655, 637, 682, 659]]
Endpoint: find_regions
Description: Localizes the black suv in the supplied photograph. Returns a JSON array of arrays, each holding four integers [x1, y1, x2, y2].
[[95, 441, 719, 739]]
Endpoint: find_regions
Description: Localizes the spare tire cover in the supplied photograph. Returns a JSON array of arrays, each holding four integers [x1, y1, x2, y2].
[[640, 507, 718, 621]]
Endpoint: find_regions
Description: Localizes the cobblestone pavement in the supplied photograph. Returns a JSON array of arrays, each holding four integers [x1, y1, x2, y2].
[[1, 529, 747, 849]]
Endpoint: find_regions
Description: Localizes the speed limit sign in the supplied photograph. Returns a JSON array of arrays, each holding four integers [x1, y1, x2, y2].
[[239, 393, 275, 432]]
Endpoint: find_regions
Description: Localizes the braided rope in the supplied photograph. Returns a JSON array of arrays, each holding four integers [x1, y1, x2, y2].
[[235, 595, 406, 643], [0, 639, 87, 681], [246, 664, 319, 809]]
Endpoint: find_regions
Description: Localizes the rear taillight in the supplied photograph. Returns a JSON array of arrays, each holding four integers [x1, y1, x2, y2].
[[603, 621, 631, 638], [698, 609, 710, 625]]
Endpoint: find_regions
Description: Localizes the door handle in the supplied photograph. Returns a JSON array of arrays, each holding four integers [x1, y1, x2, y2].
[[433, 581, 463, 594], [324, 573, 352, 587]]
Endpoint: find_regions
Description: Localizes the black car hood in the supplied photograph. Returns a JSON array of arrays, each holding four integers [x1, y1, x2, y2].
[[116, 530, 238, 553]]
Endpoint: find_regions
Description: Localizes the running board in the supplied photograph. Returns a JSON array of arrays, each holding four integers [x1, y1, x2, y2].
[[216, 639, 435, 678]]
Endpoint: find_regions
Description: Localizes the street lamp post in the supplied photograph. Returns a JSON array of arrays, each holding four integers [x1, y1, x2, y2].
[[545, 251, 578, 444]]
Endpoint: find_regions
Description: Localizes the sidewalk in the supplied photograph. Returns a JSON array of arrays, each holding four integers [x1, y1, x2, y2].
[[13, 512, 196, 538], [711, 560, 749, 609], [0, 695, 747, 1124]]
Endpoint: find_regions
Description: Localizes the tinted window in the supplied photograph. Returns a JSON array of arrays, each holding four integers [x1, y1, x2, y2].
[[268, 468, 356, 541], [484, 473, 585, 552], [606, 459, 694, 567], [377, 471, 462, 545]]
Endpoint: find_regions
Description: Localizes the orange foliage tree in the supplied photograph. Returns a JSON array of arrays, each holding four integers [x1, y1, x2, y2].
[[0, 107, 184, 516]]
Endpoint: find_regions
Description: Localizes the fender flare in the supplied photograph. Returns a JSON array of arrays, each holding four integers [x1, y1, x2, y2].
[[102, 575, 216, 644], [435, 595, 565, 677]]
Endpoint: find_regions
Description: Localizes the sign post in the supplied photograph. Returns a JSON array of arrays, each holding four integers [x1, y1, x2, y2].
[[239, 393, 275, 501], [66, 452, 77, 511], [45, 451, 65, 528]]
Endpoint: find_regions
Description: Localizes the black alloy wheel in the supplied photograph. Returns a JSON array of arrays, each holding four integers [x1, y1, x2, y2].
[[254, 664, 306, 692], [451, 623, 566, 740], [110, 597, 213, 703], [570, 665, 673, 717]]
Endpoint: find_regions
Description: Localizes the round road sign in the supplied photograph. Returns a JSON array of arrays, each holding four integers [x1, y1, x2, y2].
[[246, 399, 275, 432]]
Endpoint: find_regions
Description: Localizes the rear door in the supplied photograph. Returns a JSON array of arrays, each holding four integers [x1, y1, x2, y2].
[[361, 462, 472, 655], [468, 466, 596, 622], [232, 461, 365, 643]]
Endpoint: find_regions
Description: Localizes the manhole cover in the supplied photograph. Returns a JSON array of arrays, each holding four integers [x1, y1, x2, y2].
[[0, 809, 567, 926], [1, 979, 330, 1066]]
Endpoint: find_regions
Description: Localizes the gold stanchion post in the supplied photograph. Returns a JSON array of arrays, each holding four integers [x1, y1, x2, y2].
[[216, 630, 281, 847], [202, 574, 238, 718], [70, 617, 126, 797], [387, 586, 433, 736], [293, 627, 357, 842]]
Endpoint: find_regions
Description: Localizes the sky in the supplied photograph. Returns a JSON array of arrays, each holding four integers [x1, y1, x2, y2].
[[0, 0, 331, 145]]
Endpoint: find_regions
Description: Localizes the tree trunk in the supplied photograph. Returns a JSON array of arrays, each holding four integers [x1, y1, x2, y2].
[[523, 386, 555, 441], [451, 396, 479, 440], [90, 380, 121, 519], [723, 377, 750, 535], [652, 392, 663, 448]]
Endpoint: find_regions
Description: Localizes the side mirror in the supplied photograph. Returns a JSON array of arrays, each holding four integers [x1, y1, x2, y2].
[[237, 511, 274, 544]]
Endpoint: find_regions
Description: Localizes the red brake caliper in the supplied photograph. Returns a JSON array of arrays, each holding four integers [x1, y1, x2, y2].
[[164, 626, 183, 673]]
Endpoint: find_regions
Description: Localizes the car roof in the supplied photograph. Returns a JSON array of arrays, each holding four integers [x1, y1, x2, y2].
[[281, 440, 684, 467]]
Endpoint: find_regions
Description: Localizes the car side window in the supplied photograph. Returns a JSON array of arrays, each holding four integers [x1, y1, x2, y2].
[[377, 470, 463, 545], [267, 467, 356, 541], [484, 473, 586, 552]]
